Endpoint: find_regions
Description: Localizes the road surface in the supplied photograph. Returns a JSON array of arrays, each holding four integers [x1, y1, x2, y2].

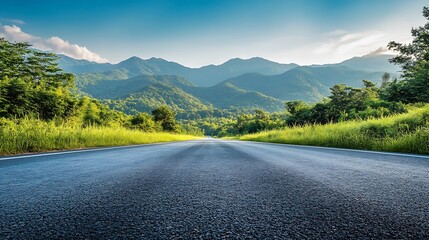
[[1, 139, 429, 239]]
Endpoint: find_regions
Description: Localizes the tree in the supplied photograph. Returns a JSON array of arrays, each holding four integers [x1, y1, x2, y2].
[[0, 38, 74, 89], [285, 100, 310, 115], [0, 38, 77, 119], [329, 84, 352, 108], [284, 101, 313, 126], [0, 77, 33, 117], [357, 80, 379, 107], [326, 80, 379, 120], [282, 79, 405, 126], [254, 109, 269, 122], [251, 109, 270, 133], [151, 105, 178, 132], [130, 113, 156, 131], [387, 7, 429, 102]]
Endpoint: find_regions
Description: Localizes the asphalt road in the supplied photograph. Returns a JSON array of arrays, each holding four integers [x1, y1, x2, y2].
[[1, 139, 429, 239]]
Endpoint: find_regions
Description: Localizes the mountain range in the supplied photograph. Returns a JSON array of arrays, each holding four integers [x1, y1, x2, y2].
[[60, 55, 299, 87], [59, 54, 401, 116]]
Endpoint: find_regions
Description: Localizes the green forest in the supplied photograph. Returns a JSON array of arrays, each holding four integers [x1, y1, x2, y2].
[[1, 7, 429, 155]]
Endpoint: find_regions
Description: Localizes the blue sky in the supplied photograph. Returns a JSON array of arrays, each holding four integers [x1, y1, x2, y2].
[[0, 0, 426, 66]]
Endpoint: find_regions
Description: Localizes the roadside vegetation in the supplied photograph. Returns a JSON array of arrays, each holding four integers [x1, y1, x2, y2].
[[238, 105, 429, 154], [0, 39, 201, 155], [0, 118, 198, 155]]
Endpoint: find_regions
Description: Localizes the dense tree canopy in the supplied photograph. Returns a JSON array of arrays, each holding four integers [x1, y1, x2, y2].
[[129, 112, 157, 132], [0, 38, 75, 90], [152, 105, 179, 132], [0, 38, 77, 119]]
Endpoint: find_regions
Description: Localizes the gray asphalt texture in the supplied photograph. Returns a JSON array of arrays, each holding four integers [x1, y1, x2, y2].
[[1, 138, 429, 239]]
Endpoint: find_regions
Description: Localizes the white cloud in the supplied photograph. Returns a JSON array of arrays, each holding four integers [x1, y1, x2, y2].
[[312, 30, 390, 59], [0, 25, 35, 42], [0, 25, 108, 63], [46, 36, 109, 63]]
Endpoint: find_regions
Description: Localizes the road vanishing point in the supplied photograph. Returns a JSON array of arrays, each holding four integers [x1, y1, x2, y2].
[[1, 138, 429, 239]]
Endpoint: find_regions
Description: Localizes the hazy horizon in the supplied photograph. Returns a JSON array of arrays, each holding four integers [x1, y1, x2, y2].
[[1, 0, 426, 67]]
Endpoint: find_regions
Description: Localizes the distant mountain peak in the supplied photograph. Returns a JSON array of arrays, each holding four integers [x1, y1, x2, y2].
[[247, 57, 274, 62], [224, 57, 272, 63], [223, 57, 244, 64], [147, 57, 166, 61], [120, 56, 144, 64]]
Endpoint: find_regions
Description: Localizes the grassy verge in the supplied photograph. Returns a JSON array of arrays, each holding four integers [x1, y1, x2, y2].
[[0, 118, 200, 155], [237, 105, 429, 155]]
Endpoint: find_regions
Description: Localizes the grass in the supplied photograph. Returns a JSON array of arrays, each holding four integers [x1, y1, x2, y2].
[[0, 118, 200, 155], [237, 105, 429, 155]]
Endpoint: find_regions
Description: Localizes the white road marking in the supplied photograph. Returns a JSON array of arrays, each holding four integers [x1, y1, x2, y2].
[[236, 140, 429, 159], [0, 141, 180, 161]]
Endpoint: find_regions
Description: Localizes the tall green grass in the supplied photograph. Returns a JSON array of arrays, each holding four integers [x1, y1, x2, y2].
[[0, 118, 200, 155], [238, 105, 429, 154]]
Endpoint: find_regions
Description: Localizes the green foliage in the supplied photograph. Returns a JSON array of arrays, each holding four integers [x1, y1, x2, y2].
[[283, 80, 406, 126], [285, 100, 310, 115], [181, 117, 236, 136], [178, 122, 204, 136], [0, 77, 33, 117], [236, 110, 272, 134], [99, 80, 284, 116], [386, 7, 429, 103], [189, 82, 284, 112], [77, 74, 194, 99], [152, 105, 179, 132], [106, 82, 211, 116], [0, 38, 75, 90], [224, 110, 287, 135], [71, 97, 125, 127], [239, 105, 429, 154], [0, 38, 77, 120], [129, 112, 158, 132]]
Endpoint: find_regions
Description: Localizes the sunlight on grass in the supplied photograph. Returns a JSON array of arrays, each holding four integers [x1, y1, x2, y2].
[[238, 105, 429, 154], [0, 118, 200, 155]]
